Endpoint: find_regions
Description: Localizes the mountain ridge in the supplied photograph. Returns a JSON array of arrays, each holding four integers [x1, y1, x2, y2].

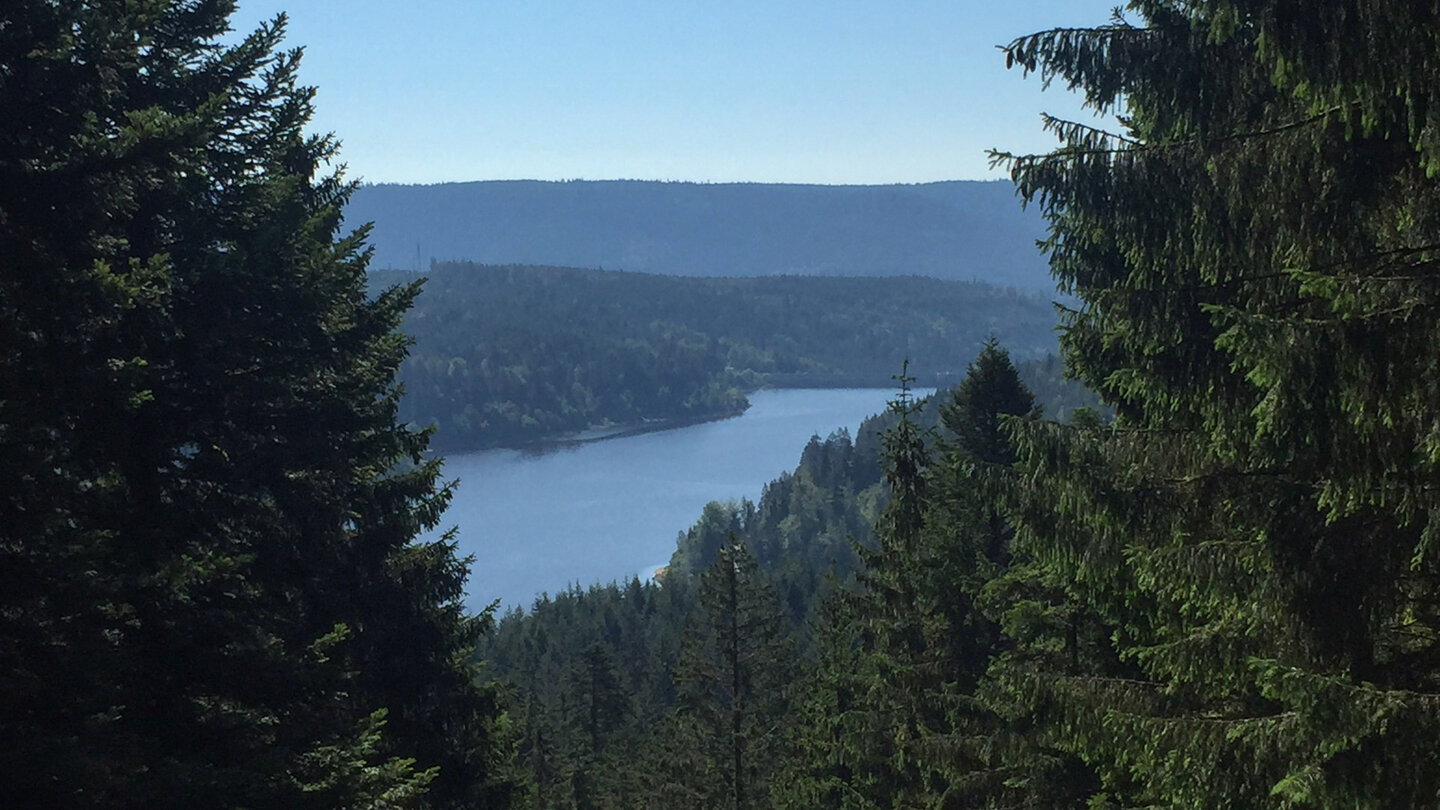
[[346, 179, 1054, 290]]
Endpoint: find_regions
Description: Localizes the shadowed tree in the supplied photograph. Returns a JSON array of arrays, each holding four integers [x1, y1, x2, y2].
[[666, 537, 795, 810], [0, 3, 513, 807]]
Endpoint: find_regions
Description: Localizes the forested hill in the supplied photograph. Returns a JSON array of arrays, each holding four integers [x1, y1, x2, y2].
[[347, 180, 1052, 289], [478, 343, 1105, 806], [374, 263, 1061, 450]]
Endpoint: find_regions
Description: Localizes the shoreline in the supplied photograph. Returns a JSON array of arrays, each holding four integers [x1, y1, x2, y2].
[[426, 402, 752, 458], [427, 378, 929, 456], [535, 405, 752, 450]]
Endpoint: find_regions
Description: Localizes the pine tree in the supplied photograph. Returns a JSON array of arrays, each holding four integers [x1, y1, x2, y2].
[[667, 538, 795, 809], [940, 337, 1037, 467], [570, 642, 630, 757], [0, 3, 511, 807], [780, 370, 956, 810], [783, 351, 1113, 809], [996, 1, 1440, 806]]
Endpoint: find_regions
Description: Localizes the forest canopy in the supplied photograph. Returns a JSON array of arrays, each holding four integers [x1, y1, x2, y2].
[[378, 263, 1063, 450]]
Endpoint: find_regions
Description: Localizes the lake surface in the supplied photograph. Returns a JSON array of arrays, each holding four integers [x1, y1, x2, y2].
[[432, 388, 909, 612]]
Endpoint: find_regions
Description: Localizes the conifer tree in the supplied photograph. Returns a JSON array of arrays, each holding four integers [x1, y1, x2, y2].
[[780, 370, 962, 809], [558, 642, 632, 808], [940, 337, 1037, 467], [668, 538, 795, 809], [996, 1, 1440, 806], [0, 3, 511, 807], [935, 338, 1036, 657], [783, 351, 1111, 809], [924, 343, 1110, 810], [570, 642, 630, 757]]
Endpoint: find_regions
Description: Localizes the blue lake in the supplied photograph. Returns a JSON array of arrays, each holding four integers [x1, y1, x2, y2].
[[431, 388, 910, 612]]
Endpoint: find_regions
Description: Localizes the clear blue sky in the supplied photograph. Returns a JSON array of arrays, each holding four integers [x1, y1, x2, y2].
[[228, 1, 1122, 185]]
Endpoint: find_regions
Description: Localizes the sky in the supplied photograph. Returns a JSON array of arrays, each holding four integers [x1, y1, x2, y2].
[[227, 1, 1122, 186]]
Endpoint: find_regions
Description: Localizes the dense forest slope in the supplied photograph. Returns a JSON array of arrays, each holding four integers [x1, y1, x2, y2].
[[348, 180, 1052, 289], [479, 344, 1102, 806], [473, 3, 1440, 806], [374, 263, 1062, 450]]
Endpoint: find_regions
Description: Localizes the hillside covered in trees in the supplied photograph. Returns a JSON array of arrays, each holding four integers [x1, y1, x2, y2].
[[348, 180, 1053, 289], [481, 2, 1440, 808], [379, 263, 1062, 450], [479, 342, 1099, 807]]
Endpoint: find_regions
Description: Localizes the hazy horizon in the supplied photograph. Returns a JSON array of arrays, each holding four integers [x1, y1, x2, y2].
[[354, 176, 1016, 188]]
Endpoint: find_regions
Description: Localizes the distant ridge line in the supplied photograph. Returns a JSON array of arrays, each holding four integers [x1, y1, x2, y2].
[[358, 178, 1002, 189], [346, 178, 1052, 290]]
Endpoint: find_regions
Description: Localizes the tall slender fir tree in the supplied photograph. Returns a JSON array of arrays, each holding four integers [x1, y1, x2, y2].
[[668, 538, 795, 810]]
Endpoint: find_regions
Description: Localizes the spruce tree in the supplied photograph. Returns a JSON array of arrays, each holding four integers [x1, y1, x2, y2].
[[783, 351, 1112, 809], [668, 538, 795, 809], [781, 370, 965, 809], [927, 343, 1114, 809], [996, 1, 1440, 806], [570, 642, 629, 757], [0, 3, 511, 807], [940, 337, 1037, 467]]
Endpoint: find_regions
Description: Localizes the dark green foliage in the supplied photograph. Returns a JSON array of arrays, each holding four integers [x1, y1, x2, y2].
[[994, 1, 1440, 806], [667, 540, 796, 809], [778, 351, 1043, 809], [0, 4, 510, 807], [375, 262, 1062, 450], [779, 373, 949, 810], [941, 338, 1037, 465], [571, 643, 630, 756], [778, 343, 1118, 810], [481, 577, 692, 808]]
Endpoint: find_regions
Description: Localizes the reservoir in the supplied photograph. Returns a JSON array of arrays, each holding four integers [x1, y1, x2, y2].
[[433, 388, 908, 612]]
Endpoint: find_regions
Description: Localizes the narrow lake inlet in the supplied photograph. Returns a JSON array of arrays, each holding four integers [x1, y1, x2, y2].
[[430, 388, 913, 611]]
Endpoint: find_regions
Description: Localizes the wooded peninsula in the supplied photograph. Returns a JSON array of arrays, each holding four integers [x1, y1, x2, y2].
[[378, 263, 1066, 451]]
